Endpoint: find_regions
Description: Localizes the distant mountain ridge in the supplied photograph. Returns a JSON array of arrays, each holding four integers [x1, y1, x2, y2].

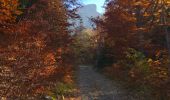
[[76, 4, 101, 28]]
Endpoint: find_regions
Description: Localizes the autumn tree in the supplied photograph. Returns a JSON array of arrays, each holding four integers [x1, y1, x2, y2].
[[93, 0, 170, 99], [0, 0, 79, 99], [0, 0, 21, 46], [93, 0, 139, 68]]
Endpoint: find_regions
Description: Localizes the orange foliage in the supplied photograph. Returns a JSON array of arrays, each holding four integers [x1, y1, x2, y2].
[[0, 0, 21, 33], [97, 0, 170, 98], [44, 53, 56, 66], [0, 0, 21, 23], [0, 0, 76, 98]]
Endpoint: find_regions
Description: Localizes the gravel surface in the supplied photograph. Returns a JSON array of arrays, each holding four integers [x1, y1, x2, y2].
[[77, 65, 143, 100]]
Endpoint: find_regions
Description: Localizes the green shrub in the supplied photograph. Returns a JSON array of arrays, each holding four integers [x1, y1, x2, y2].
[[54, 82, 74, 96], [47, 82, 75, 100], [125, 48, 150, 75]]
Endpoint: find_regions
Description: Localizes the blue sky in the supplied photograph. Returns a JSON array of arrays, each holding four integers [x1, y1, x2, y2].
[[81, 0, 105, 13]]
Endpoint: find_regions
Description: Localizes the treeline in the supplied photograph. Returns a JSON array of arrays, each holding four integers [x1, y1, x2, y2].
[[94, 0, 170, 99], [0, 0, 78, 99], [72, 28, 98, 64]]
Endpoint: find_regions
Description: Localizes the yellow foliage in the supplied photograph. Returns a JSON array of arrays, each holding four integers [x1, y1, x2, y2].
[[147, 58, 153, 63]]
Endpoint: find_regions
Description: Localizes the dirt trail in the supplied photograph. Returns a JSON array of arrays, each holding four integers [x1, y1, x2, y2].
[[77, 65, 141, 100]]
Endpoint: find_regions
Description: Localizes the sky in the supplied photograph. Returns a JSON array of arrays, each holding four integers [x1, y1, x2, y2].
[[81, 0, 105, 13]]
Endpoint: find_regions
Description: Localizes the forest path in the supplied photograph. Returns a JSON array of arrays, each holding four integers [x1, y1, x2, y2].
[[77, 65, 138, 100]]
